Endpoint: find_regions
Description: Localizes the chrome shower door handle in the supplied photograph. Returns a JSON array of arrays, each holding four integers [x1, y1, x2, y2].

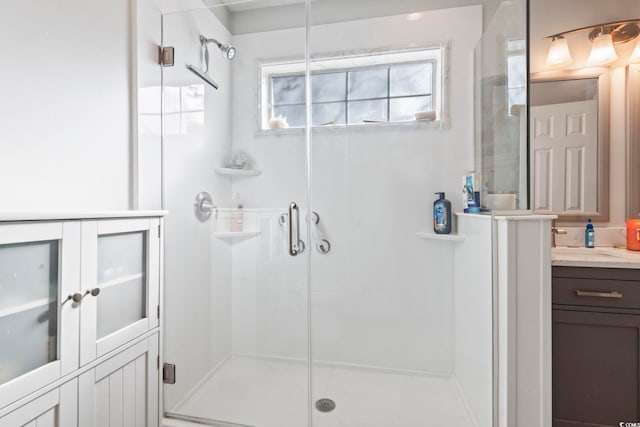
[[289, 202, 300, 256]]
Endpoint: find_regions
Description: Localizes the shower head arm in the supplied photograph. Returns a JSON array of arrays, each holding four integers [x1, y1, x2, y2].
[[200, 35, 222, 49], [200, 39, 210, 74]]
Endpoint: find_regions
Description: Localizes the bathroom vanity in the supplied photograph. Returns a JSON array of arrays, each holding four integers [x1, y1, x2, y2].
[[0, 212, 164, 427], [552, 248, 640, 426]]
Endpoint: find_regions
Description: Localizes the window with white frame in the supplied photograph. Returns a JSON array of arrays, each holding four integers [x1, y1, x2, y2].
[[260, 48, 444, 129]]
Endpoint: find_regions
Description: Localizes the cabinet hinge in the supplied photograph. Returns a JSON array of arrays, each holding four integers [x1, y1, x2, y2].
[[157, 355, 160, 370], [158, 46, 175, 67], [157, 224, 161, 239], [163, 363, 176, 384], [157, 304, 160, 319]]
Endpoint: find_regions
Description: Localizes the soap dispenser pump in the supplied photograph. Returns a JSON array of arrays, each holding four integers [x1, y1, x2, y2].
[[585, 218, 595, 248], [433, 192, 452, 234]]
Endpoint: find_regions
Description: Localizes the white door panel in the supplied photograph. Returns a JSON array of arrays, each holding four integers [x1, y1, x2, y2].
[[531, 99, 598, 213]]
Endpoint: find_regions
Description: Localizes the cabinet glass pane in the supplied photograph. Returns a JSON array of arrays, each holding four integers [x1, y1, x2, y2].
[[97, 232, 146, 339], [0, 241, 58, 385]]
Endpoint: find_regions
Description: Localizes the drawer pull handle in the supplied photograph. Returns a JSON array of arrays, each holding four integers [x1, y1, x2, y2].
[[574, 290, 623, 299]]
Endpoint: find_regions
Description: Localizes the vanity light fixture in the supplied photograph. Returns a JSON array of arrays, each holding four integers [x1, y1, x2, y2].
[[587, 30, 618, 66], [545, 19, 640, 68], [546, 36, 573, 68]]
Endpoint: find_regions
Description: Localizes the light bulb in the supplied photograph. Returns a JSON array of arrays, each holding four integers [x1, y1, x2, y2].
[[587, 33, 618, 66], [546, 37, 573, 68]]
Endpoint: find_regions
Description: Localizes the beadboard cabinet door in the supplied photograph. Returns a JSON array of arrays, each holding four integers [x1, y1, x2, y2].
[[0, 380, 77, 427], [78, 334, 159, 427], [0, 221, 81, 409], [80, 218, 160, 365]]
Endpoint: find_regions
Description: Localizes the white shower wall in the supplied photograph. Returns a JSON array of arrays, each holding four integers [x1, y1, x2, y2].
[[228, 5, 483, 373]]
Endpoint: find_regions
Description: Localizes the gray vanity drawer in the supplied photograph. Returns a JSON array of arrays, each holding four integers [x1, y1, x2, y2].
[[553, 277, 640, 309]]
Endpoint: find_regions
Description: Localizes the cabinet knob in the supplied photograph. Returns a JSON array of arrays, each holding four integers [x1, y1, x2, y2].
[[70, 293, 83, 303], [84, 288, 100, 297]]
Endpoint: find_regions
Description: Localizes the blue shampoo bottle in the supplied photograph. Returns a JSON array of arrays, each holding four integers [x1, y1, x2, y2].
[[434, 192, 452, 234], [585, 218, 595, 248]]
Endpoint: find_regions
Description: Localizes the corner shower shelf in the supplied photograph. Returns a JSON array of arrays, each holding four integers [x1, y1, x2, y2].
[[214, 231, 262, 239], [215, 168, 262, 177], [416, 232, 465, 242]]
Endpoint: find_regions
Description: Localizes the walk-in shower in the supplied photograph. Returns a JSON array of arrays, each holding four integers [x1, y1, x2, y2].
[[159, 0, 527, 426]]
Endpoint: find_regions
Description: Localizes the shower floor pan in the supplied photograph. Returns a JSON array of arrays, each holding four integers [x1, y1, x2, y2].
[[165, 355, 475, 427]]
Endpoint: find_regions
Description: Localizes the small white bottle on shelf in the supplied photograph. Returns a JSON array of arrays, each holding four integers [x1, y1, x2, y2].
[[230, 193, 243, 232]]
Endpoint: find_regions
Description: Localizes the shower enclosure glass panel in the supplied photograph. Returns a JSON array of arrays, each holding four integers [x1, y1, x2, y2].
[[475, 0, 529, 211], [161, 1, 527, 426], [161, 2, 310, 426], [308, 3, 492, 426]]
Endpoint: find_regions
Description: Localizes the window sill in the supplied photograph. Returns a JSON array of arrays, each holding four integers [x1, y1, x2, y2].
[[256, 118, 446, 137]]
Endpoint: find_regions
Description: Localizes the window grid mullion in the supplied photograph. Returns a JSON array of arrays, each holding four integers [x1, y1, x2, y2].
[[344, 71, 349, 125], [386, 67, 391, 122]]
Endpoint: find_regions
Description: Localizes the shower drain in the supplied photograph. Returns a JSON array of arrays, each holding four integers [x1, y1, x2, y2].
[[315, 398, 336, 413]]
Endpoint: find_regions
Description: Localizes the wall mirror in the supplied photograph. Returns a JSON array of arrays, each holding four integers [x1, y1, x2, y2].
[[628, 64, 640, 219], [529, 69, 610, 222]]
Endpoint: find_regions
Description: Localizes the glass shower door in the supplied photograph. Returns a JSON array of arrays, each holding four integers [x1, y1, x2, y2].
[[161, 1, 311, 426], [307, 1, 501, 426]]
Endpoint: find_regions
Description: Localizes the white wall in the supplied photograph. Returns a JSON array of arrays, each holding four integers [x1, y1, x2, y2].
[[229, 5, 482, 373], [454, 214, 493, 427], [230, 0, 502, 35], [530, 0, 640, 227], [0, 0, 133, 210]]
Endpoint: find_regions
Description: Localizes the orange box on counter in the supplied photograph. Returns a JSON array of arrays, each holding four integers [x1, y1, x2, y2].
[[627, 219, 640, 251]]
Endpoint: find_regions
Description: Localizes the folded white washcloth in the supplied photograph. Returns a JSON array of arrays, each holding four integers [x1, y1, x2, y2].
[[414, 110, 437, 121]]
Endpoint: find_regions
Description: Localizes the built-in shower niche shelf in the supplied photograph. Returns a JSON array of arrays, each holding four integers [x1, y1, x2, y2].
[[214, 168, 262, 177], [416, 232, 465, 242], [214, 231, 262, 239]]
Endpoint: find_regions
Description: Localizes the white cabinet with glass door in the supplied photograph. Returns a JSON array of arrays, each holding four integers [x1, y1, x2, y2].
[[79, 218, 160, 365], [0, 213, 163, 427], [0, 221, 80, 409]]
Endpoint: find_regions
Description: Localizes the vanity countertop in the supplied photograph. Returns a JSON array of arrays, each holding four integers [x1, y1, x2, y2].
[[552, 247, 640, 269]]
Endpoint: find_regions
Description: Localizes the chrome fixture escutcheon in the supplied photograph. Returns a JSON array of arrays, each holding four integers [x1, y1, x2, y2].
[[194, 192, 217, 222]]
